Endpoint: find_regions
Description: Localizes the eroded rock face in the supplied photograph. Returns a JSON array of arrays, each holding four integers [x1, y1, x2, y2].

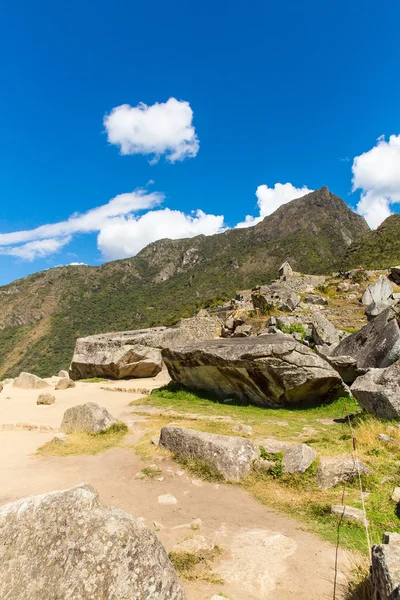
[[159, 426, 260, 482], [13, 372, 50, 390], [331, 306, 400, 369], [282, 443, 316, 474], [311, 312, 339, 347], [326, 355, 368, 385], [69, 314, 221, 381], [162, 335, 346, 408], [252, 284, 300, 313], [365, 300, 395, 321], [361, 275, 393, 305], [351, 361, 400, 419], [0, 483, 186, 600], [372, 534, 400, 600], [317, 454, 370, 489], [61, 402, 117, 434], [36, 393, 55, 405]]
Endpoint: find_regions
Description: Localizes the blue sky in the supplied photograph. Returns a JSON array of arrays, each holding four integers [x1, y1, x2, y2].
[[0, 0, 399, 285]]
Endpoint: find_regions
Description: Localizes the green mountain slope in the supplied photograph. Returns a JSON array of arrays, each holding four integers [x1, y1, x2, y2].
[[0, 187, 369, 377], [343, 214, 400, 270]]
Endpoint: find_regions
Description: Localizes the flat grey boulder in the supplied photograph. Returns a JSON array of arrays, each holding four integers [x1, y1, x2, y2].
[[331, 306, 400, 369], [362, 275, 393, 305], [331, 505, 367, 524], [372, 534, 400, 600], [13, 372, 50, 390], [0, 483, 186, 600], [311, 312, 340, 347], [162, 335, 347, 408], [61, 402, 118, 434], [159, 426, 260, 482], [70, 314, 221, 381], [36, 393, 55, 405], [282, 443, 316, 474], [317, 454, 370, 489], [252, 284, 300, 313], [351, 361, 400, 419], [55, 377, 76, 390]]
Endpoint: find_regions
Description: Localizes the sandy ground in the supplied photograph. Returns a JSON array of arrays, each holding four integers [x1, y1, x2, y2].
[[0, 374, 349, 599]]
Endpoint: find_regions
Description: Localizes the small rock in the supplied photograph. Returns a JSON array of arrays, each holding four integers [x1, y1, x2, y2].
[[282, 443, 316, 474], [378, 433, 396, 444], [158, 494, 177, 505], [57, 370, 69, 378], [55, 377, 76, 390], [331, 505, 368, 525], [172, 535, 214, 554], [50, 435, 67, 446], [317, 455, 371, 489], [61, 402, 117, 434], [36, 393, 56, 406], [232, 424, 253, 435], [391, 487, 400, 503]]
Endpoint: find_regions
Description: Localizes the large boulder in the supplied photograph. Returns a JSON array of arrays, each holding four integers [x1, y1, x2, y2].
[[330, 306, 400, 369], [317, 454, 370, 489], [372, 533, 400, 600], [351, 361, 400, 419], [159, 426, 259, 482], [361, 275, 393, 305], [69, 315, 221, 381], [311, 312, 340, 347], [326, 355, 367, 385], [0, 483, 186, 600], [162, 335, 347, 408], [13, 372, 50, 390], [61, 402, 118, 433], [252, 284, 300, 313]]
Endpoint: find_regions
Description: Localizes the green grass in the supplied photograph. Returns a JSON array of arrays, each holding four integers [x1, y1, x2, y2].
[[169, 545, 224, 584], [37, 421, 129, 456], [276, 321, 307, 339], [79, 377, 109, 383]]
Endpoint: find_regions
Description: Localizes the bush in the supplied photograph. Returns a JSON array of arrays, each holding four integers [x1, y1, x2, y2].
[[276, 321, 307, 339]]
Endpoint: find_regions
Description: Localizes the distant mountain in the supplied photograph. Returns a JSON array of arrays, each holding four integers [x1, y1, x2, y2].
[[343, 214, 400, 270], [0, 187, 369, 377]]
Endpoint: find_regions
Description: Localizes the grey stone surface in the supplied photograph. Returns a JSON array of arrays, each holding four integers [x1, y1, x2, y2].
[[317, 454, 370, 489], [162, 335, 346, 408], [252, 284, 300, 313], [372, 537, 400, 600], [326, 355, 367, 384], [311, 312, 340, 346], [366, 300, 395, 321], [304, 295, 328, 306], [331, 306, 400, 368], [57, 369, 69, 378], [36, 393, 55, 405], [0, 483, 186, 600], [55, 377, 76, 390], [351, 361, 400, 419], [282, 443, 316, 474], [391, 488, 400, 503], [232, 324, 253, 337], [61, 402, 118, 434], [362, 275, 393, 305], [331, 505, 368, 524], [13, 372, 50, 390], [159, 426, 260, 482]]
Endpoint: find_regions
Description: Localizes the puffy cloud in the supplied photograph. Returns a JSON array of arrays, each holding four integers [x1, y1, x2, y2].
[[0, 237, 71, 261], [236, 183, 313, 228], [352, 134, 400, 228], [104, 98, 199, 163], [97, 208, 225, 261]]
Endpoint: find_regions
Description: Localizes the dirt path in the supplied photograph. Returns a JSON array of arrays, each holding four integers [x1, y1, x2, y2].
[[0, 378, 349, 599]]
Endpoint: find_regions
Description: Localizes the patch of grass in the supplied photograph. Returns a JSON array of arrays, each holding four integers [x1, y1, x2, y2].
[[173, 454, 224, 482], [276, 320, 307, 339], [37, 422, 129, 456], [139, 465, 162, 479], [169, 546, 224, 584], [79, 377, 108, 383], [345, 555, 373, 600]]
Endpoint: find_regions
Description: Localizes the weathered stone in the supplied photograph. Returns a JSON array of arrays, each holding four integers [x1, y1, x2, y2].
[[50, 435, 67, 446], [282, 443, 316, 474], [260, 438, 294, 454], [232, 324, 253, 337], [162, 336, 346, 408], [383, 532, 400, 544], [159, 426, 260, 482], [253, 458, 276, 472], [317, 454, 370, 489], [61, 402, 118, 434], [158, 494, 178, 505], [232, 423, 253, 435], [351, 362, 400, 419], [304, 295, 328, 306], [13, 372, 50, 390], [362, 275, 393, 305], [311, 312, 339, 347], [331, 505, 368, 525], [36, 393, 55, 405], [326, 355, 367, 385], [378, 433, 396, 444], [390, 266, 400, 285], [57, 369, 69, 378], [0, 483, 186, 600], [391, 488, 400, 503], [172, 535, 214, 554], [366, 300, 395, 321], [331, 306, 400, 368], [372, 537, 400, 600], [252, 284, 300, 313], [55, 377, 76, 390]]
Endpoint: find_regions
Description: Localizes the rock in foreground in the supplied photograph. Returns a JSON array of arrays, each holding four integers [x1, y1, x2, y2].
[[61, 402, 117, 433], [162, 335, 347, 408], [0, 483, 186, 600], [159, 426, 259, 482], [372, 533, 400, 600], [317, 454, 370, 489], [13, 372, 50, 390], [351, 361, 400, 419]]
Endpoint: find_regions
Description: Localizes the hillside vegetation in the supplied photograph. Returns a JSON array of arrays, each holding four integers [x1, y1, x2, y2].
[[343, 214, 400, 270], [0, 187, 369, 377]]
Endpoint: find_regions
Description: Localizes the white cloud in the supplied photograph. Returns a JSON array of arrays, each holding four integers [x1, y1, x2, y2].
[[104, 98, 199, 163], [0, 237, 71, 261], [352, 134, 400, 228], [236, 183, 313, 228], [97, 208, 225, 261]]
